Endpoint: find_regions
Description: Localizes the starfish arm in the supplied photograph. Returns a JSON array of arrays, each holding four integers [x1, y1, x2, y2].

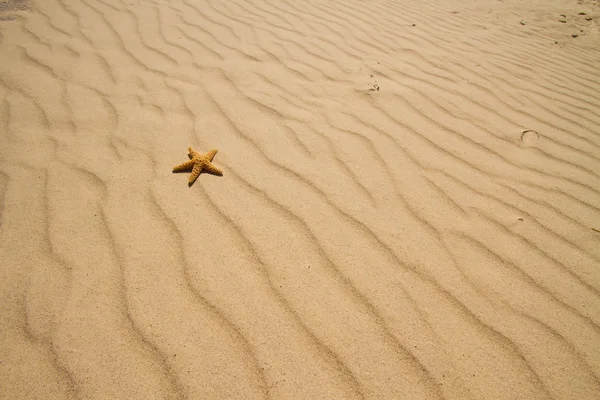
[[188, 147, 201, 158], [188, 162, 203, 184], [173, 159, 196, 171], [203, 161, 223, 175], [205, 149, 218, 161]]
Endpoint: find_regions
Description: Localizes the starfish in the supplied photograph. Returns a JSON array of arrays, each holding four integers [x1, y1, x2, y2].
[[173, 147, 222, 185]]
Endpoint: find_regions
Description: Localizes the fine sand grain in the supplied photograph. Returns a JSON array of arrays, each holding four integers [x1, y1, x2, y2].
[[1, 0, 599, 399]]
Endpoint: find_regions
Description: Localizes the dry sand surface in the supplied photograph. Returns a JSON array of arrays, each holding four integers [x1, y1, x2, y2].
[[1, 0, 600, 398]]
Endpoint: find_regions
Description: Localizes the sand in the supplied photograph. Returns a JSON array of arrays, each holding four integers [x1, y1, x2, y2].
[[0, 0, 599, 398]]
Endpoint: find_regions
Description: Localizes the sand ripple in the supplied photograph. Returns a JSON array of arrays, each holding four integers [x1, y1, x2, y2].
[[1, 0, 599, 398]]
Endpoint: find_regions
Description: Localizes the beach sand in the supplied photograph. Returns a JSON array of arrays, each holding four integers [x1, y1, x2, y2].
[[1, 0, 599, 398]]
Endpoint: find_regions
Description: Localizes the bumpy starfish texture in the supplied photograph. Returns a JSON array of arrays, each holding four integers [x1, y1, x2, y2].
[[173, 147, 222, 185]]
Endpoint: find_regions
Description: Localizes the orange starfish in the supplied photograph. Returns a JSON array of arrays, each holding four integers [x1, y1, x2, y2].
[[173, 147, 222, 185]]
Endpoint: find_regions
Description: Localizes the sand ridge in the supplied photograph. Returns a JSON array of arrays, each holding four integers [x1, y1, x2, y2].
[[0, 0, 599, 399]]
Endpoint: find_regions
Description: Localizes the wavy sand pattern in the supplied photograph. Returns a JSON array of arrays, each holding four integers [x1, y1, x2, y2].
[[1, 0, 599, 398]]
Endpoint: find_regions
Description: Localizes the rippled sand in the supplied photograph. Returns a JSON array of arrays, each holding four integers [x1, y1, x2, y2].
[[1, 0, 599, 398]]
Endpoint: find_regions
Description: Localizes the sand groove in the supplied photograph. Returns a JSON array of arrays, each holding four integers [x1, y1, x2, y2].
[[1, 0, 599, 398]]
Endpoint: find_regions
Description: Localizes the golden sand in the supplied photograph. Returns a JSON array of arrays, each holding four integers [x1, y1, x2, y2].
[[0, 0, 599, 398]]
